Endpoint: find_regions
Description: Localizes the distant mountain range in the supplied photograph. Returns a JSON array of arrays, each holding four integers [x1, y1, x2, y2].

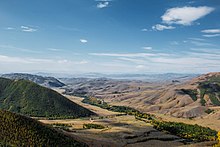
[[1, 73, 65, 88], [35, 72, 199, 82], [0, 77, 95, 118], [72, 73, 198, 82], [0, 110, 86, 146]]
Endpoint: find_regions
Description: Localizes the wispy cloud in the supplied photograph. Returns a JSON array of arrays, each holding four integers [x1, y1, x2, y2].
[[188, 38, 206, 41], [201, 29, 220, 33], [141, 28, 148, 32], [162, 6, 214, 25], [80, 39, 88, 43], [190, 41, 215, 46], [57, 59, 88, 65], [152, 24, 175, 31], [0, 44, 41, 53], [118, 57, 146, 64], [201, 29, 220, 37], [187, 38, 216, 46], [170, 41, 179, 45], [0, 54, 89, 72], [136, 65, 145, 69], [97, 1, 109, 8], [142, 46, 152, 50], [21, 26, 37, 32], [47, 48, 62, 51], [203, 34, 220, 37], [89, 53, 156, 57], [0, 55, 33, 64], [89, 48, 220, 73], [5, 27, 15, 30]]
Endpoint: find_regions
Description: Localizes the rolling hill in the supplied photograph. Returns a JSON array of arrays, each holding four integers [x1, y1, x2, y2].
[[0, 78, 95, 118], [1, 73, 65, 88], [0, 109, 86, 146], [63, 72, 220, 119]]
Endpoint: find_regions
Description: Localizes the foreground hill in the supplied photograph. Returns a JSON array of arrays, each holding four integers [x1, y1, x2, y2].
[[0, 78, 95, 118], [0, 110, 86, 146], [1, 73, 65, 88]]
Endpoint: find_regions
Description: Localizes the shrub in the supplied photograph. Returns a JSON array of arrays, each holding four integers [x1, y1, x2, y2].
[[83, 123, 105, 129]]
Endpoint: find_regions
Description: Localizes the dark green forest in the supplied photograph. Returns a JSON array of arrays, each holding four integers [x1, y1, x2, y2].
[[0, 78, 95, 118]]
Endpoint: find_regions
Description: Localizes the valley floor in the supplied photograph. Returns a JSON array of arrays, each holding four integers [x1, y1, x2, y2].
[[40, 115, 185, 147], [39, 90, 218, 147]]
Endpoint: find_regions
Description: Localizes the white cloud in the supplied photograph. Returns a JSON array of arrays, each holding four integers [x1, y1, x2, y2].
[[5, 27, 15, 30], [136, 65, 145, 69], [152, 24, 175, 31], [97, 2, 109, 8], [80, 39, 88, 43], [141, 28, 148, 32], [201, 29, 220, 33], [203, 34, 220, 37], [142, 46, 152, 50], [21, 26, 37, 32], [161, 6, 214, 25], [47, 48, 62, 51]]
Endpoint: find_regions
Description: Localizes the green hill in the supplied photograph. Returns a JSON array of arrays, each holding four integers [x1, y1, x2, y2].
[[0, 110, 86, 146], [0, 78, 95, 118]]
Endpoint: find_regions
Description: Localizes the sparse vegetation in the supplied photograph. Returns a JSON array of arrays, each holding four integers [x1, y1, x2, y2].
[[82, 96, 139, 114], [205, 109, 214, 114], [50, 123, 73, 132], [198, 76, 220, 106], [181, 89, 198, 101], [51, 123, 73, 127], [83, 123, 105, 129], [209, 94, 220, 106]]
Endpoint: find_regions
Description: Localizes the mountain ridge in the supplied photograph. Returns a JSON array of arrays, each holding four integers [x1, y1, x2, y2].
[[1, 73, 65, 88]]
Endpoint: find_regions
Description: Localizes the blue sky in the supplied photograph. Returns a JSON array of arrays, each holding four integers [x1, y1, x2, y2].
[[0, 0, 220, 74]]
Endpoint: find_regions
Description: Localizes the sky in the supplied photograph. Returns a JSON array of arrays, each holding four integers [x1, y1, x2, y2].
[[0, 0, 220, 74]]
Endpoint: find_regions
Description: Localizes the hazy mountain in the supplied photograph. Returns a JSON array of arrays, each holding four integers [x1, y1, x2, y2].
[[36, 72, 198, 82], [0, 78, 95, 118], [0, 110, 86, 146], [1, 73, 65, 88]]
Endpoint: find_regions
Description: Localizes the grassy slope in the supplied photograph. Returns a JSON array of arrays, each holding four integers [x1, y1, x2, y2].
[[0, 110, 86, 146], [0, 78, 95, 118]]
